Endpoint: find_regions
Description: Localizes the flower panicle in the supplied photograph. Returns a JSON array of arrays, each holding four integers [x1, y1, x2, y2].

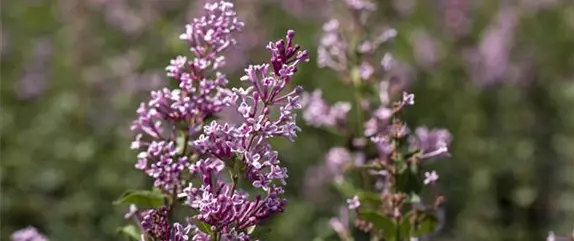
[[130, 1, 244, 194], [303, 0, 453, 238], [185, 30, 308, 239], [127, 1, 308, 240]]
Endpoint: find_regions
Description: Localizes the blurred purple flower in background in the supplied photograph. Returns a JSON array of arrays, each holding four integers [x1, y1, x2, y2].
[[16, 38, 53, 100], [409, 29, 443, 70], [439, 0, 472, 38], [409, 127, 452, 159], [317, 19, 348, 72], [301, 90, 351, 128], [467, 7, 518, 87], [11, 226, 48, 241], [281, 0, 328, 19]]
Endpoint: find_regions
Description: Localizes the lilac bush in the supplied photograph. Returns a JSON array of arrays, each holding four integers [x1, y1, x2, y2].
[[304, 0, 452, 240], [120, 1, 308, 240]]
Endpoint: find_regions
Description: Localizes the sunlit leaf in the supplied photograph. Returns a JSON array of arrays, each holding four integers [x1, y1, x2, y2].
[[113, 190, 166, 209], [116, 225, 141, 240], [359, 210, 396, 240], [246, 225, 256, 234], [200, 221, 213, 234]]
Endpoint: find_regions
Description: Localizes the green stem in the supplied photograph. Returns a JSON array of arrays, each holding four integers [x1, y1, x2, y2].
[[352, 80, 371, 190], [395, 215, 400, 241]]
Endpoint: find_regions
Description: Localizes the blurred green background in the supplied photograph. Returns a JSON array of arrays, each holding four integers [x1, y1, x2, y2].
[[2, 0, 574, 240]]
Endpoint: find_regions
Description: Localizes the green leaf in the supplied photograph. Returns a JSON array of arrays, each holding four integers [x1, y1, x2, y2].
[[196, 221, 212, 235], [400, 212, 440, 237], [399, 211, 413, 238], [113, 190, 166, 209], [334, 180, 358, 197], [246, 225, 256, 234], [396, 169, 423, 194], [409, 193, 421, 204], [350, 67, 361, 85], [410, 160, 419, 173], [116, 225, 141, 240], [176, 131, 186, 155], [415, 214, 439, 236], [249, 225, 273, 239], [359, 210, 396, 240], [357, 191, 382, 206]]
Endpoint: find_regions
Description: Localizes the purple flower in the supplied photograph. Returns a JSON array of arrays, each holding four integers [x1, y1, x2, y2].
[[423, 171, 439, 185], [358, 61, 374, 80], [130, 1, 243, 193], [347, 195, 361, 210], [364, 106, 393, 137], [301, 90, 351, 128], [329, 207, 351, 241], [10, 226, 48, 241], [182, 30, 307, 236], [402, 91, 415, 106], [317, 19, 348, 71], [325, 147, 352, 183], [172, 223, 192, 241], [128, 2, 308, 239], [409, 127, 452, 159], [343, 0, 376, 12], [141, 206, 171, 240]]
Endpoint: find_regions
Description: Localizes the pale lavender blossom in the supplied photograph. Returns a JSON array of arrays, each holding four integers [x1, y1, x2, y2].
[[358, 29, 397, 54], [347, 195, 361, 210], [380, 53, 394, 71], [547, 232, 556, 241], [16, 38, 52, 100], [301, 90, 351, 128], [10, 226, 48, 241], [358, 61, 374, 80], [402, 91, 415, 105], [409, 127, 452, 159], [329, 207, 351, 241], [325, 147, 352, 183], [424, 171, 439, 185], [471, 7, 518, 87], [317, 19, 348, 71], [410, 29, 443, 69], [172, 223, 192, 241], [364, 106, 394, 137], [343, 0, 376, 12], [440, 0, 471, 38]]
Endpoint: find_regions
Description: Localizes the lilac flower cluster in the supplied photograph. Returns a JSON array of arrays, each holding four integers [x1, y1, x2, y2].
[[131, 1, 243, 192], [128, 1, 308, 240], [303, 0, 452, 239], [180, 29, 308, 239], [301, 90, 351, 128]]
